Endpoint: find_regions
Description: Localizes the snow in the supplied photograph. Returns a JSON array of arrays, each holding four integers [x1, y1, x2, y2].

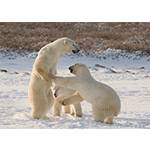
[[0, 50, 150, 129]]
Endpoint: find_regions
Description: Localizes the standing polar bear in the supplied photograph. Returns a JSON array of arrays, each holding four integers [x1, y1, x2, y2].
[[53, 85, 83, 117], [28, 37, 80, 119], [50, 63, 121, 124]]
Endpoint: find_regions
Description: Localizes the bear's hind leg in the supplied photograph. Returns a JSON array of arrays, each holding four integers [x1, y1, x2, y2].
[[92, 105, 104, 123], [31, 101, 48, 120], [104, 115, 114, 124], [30, 91, 51, 120]]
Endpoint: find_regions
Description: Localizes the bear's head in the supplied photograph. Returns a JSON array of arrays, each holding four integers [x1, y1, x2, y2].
[[53, 85, 64, 98], [69, 63, 90, 76], [54, 37, 80, 54], [63, 38, 80, 54], [53, 85, 75, 98]]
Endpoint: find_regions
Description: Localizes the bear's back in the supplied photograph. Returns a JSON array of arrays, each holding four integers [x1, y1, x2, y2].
[[38, 43, 51, 56]]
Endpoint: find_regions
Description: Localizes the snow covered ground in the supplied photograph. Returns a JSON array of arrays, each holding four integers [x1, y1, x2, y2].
[[0, 50, 150, 129]]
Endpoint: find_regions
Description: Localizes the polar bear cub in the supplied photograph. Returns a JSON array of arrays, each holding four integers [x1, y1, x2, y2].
[[53, 85, 83, 117], [28, 37, 80, 120], [50, 63, 121, 124]]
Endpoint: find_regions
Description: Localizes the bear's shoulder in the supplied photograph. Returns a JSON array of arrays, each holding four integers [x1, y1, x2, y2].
[[38, 43, 56, 56]]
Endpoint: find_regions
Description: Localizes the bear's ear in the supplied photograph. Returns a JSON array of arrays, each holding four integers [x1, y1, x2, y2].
[[79, 63, 84, 67], [63, 40, 67, 45]]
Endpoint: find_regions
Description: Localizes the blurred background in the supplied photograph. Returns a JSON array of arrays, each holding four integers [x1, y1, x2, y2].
[[0, 22, 150, 55]]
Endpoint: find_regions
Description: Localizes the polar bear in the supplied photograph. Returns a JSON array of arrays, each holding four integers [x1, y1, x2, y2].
[[28, 37, 80, 119], [53, 85, 83, 117], [50, 63, 121, 124]]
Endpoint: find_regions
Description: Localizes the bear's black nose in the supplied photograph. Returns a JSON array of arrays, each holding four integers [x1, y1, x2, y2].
[[54, 92, 57, 98], [72, 49, 80, 54], [77, 49, 80, 53], [69, 67, 73, 73]]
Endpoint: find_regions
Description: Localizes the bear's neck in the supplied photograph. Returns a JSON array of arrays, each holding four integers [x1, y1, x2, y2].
[[49, 43, 62, 56], [79, 70, 92, 79]]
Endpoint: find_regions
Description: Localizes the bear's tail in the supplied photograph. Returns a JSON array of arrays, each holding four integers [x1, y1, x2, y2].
[[114, 106, 121, 117], [114, 111, 119, 117], [114, 99, 121, 117]]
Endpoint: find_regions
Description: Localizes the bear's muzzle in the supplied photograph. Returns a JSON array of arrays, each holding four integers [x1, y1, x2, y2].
[[72, 49, 80, 54], [69, 66, 73, 73]]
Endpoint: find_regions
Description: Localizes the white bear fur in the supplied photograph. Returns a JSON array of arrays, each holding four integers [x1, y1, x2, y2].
[[28, 37, 80, 119], [53, 85, 83, 117], [50, 63, 121, 124]]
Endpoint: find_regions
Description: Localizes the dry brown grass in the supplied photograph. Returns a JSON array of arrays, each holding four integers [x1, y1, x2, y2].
[[0, 22, 150, 55]]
